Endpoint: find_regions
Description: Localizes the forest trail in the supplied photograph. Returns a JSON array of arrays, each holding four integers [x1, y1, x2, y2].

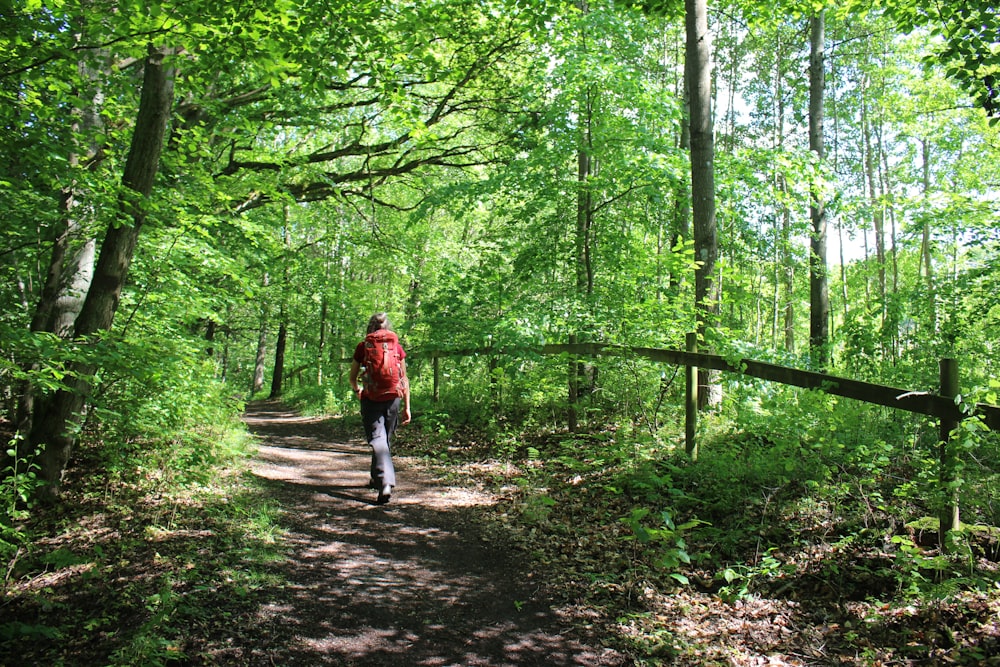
[[242, 400, 627, 666]]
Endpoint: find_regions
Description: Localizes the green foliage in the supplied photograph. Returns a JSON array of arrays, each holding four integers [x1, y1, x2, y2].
[[890, 534, 954, 596], [1, 3, 999, 659], [1, 1, 999, 663], [620, 507, 706, 584], [0, 325, 94, 395], [0, 436, 41, 565], [83, 337, 242, 484], [521, 492, 558, 524], [0, 620, 62, 642], [717, 549, 788, 602], [885, 0, 1000, 120], [107, 578, 187, 667]]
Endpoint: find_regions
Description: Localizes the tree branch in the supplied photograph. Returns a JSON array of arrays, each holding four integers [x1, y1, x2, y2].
[[0, 25, 175, 79]]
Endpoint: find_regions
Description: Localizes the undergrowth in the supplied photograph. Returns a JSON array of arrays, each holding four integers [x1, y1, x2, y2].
[[0, 409, 286, 666], [398, 377, 1000, 664]]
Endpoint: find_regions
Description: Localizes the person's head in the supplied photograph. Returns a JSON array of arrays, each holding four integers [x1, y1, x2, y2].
[[366, 312, 391, 334]]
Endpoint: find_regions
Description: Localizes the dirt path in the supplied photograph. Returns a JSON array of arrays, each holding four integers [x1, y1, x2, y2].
[[242, 401, 627, 666]]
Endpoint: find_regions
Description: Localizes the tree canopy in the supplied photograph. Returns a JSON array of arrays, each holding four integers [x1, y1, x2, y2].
[[1, 0, 998, 481]]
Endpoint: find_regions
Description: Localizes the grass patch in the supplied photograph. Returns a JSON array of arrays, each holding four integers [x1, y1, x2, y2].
[[1, 420, 289, 666]]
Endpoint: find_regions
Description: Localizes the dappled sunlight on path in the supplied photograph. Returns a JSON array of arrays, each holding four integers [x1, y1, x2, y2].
[[239, 400, 626, 666]]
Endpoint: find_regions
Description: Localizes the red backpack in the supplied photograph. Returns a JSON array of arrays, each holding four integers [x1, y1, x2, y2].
[[361, 329, 403, 400]]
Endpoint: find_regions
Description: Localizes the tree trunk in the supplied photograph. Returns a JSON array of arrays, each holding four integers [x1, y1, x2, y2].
[[16, 230, 96, 447], [772, 225, 780, 348], [781, 190, 795, 353], [15, 50, 106, 443], [568, 333, 579, 433], [686, 0, 718, 408], [269, 210, 293, 399], [220, 306, 232, 382], [670, 57, 691, 291], [28, 45, 176, 498], [568, 2, 595, 432], [317, 296, 327, 386], [252, 323, 268, 394], [204, 319, 216, 357], [570, 114, 595, 432], [576, 142, 595, 299], [920, 139, 936, 331], [828, 27, 850, 327], [252, 272, 270, 394], [881, 149, 898, 297], [764, 29, 796, 353], [773, 32, 795, 353], [839, 218, 849, 322], [808, 12, 830, 369], [881, 143, 900, 361], [863, 84, 887, 309], [269, 319, 287, 399]]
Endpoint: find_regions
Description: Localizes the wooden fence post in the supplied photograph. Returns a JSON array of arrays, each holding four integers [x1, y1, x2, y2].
[[568, 334, 579, 433], [432, 354, 440, 403], [939, 357, 960, 545], [686, 332, 698, 461]]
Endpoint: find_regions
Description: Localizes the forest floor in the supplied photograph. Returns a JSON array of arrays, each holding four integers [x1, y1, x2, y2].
[[4, 401, 1000, 665]]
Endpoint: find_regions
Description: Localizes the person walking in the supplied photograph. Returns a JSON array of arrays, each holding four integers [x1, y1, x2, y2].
[[349, 312, 411, 504]]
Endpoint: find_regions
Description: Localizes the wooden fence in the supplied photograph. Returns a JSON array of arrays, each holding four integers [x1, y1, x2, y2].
[[415, 339, 1000, 542], [418, 341, 1000, 430]]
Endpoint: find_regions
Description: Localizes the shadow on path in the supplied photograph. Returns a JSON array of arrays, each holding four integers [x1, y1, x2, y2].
[[239, 400, 627, 666]]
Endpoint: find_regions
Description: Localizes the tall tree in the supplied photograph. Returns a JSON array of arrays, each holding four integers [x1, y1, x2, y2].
[[269, 210, 292, 399], [685, 0, 717, 406], [919, 138, 936, 331], [28, 45, 176, 495], [808, 12, 830, 368], [252, 272, 270, 395]]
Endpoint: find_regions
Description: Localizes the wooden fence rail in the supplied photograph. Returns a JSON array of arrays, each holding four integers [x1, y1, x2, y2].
[[415, 342, 1000, 431]]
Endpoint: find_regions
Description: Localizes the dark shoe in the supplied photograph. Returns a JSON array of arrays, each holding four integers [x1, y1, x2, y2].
[[366, 478, 379, 489], [376, 484, 392, 505]]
